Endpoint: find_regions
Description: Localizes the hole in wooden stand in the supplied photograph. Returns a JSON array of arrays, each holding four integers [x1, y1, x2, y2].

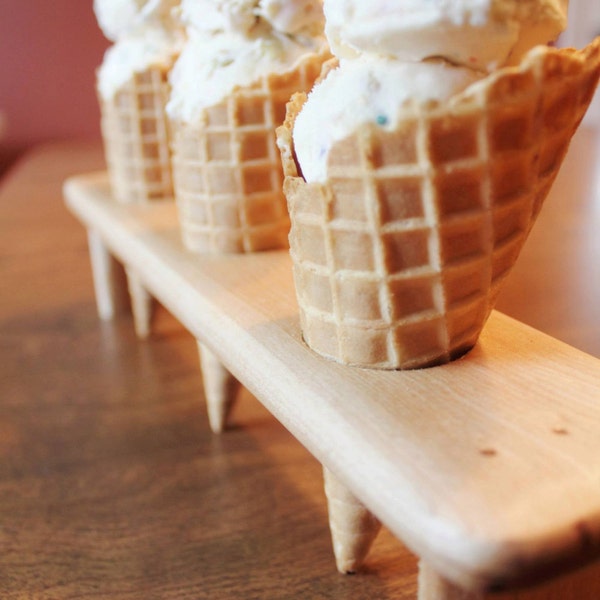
[[479, 448, 497, 457]]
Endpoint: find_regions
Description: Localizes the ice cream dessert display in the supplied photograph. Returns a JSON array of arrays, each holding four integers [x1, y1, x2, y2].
[[278, 0, 600, 369], [95, 0, 184, 203], [166, 0, 330, 254]]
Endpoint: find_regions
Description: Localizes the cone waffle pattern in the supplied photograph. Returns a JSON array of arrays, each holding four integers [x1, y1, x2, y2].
[[171, 52, 328, 254], [280, 40, 600, 369], [99, 67, 173, 204]]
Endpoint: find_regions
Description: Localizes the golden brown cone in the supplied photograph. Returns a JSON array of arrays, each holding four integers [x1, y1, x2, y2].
[[99, 66, 174, 204], [278, 39, 600, 370], [170, 48, 331, 254]]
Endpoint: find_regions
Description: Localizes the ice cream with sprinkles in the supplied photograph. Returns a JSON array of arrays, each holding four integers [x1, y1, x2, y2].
[[293, 0, 568, 183], [277, 0, 600, 370]]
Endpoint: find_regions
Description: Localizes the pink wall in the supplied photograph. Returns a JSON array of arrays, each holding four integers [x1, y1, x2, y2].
[[0, 1, 110, 168]]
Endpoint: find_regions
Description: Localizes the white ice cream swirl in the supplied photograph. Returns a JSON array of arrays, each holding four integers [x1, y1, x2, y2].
[[324, 0, 568, 71], [167, 0, 327, 125], [179, 0, 324, 36], [95, 0, 184, 99], [293, 0, 569, 183], [94, 0, 181, 41]]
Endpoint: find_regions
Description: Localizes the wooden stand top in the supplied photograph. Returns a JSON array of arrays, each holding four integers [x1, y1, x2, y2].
[[65, 172, 600, 592]]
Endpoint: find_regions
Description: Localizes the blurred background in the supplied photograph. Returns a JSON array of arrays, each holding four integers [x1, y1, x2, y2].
[[0, 0, 598, 177], [0, 1, 109, 174]]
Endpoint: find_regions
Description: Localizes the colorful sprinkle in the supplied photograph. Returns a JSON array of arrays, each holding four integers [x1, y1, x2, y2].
[[376, 114, 388, 126]]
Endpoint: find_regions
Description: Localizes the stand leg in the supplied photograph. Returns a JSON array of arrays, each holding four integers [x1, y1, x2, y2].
[[197, 342, 240, 434], [322, 466, 381, 574], [125, 267, 153, 339], [418, 559, 600, 600], [418, 562, 480, 600], [87, 228, 121, 320]]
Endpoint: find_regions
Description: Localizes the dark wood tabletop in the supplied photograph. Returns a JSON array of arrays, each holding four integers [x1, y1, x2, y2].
[[1, 128, 599, 599]]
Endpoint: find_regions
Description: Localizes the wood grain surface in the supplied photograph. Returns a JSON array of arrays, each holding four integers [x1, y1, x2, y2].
[[63, 169, 600, 592], [1, 127, 600, 599], [1, 142, 415, 599]]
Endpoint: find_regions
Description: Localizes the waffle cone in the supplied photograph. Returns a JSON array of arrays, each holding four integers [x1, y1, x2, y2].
[[99, 66, 174, 204], [170, 48, 330, 254], [278, 39, 600, 370]]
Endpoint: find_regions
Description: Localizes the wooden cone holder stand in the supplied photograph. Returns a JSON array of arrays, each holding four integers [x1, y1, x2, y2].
[[65, 172, 600, 599]]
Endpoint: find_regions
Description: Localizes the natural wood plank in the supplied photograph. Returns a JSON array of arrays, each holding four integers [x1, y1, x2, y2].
[[1, 141, 417, 600], [418, 559, 600, 600], [2, 130, 600, 599], [64, 170, 600, 593]]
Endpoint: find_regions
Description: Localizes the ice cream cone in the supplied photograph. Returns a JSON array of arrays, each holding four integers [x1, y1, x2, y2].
[[170, 50, 329, 254], [99, 66, 174, 204], [278, 39, 600, 370]]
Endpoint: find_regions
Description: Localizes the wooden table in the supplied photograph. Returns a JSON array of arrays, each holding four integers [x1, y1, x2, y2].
[[2, 129, 600, 598]]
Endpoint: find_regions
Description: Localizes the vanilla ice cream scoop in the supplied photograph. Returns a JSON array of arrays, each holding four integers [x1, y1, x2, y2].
[[293, 57, 485, 182], [168, 0, 326, 124], [324, 0, 568, 72], [167, 25, 325, 124], [180, 0, 324, 36], [94, 0, 180, 41], [260, 0, 324, 34], [95, 0, 184, 99], [179, 0, 258, 34], [94, 0, 145, 40], [97, 26, 183, 99]]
